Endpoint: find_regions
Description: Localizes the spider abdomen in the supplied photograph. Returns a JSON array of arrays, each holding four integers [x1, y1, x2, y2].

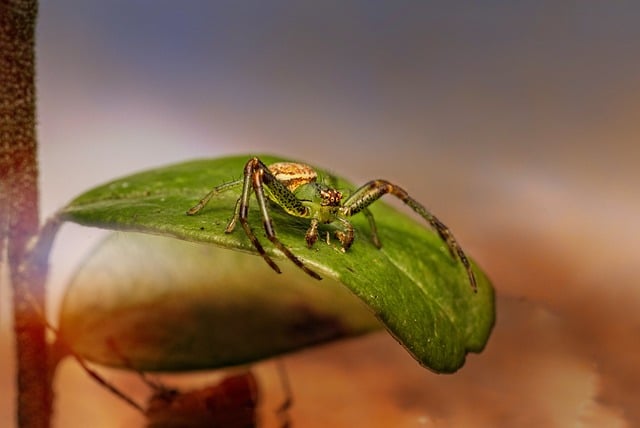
[[268, 162, 317, 192]]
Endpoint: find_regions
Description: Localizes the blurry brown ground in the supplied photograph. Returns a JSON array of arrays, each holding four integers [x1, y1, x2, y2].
[[2, 3, 640, 427]]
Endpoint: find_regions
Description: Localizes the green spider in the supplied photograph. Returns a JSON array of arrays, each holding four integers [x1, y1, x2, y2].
[[187, 157, 477, 292]]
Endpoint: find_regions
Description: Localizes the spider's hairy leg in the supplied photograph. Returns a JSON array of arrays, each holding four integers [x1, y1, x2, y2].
[[225, 197, 242, 233], [362, 207, 381, 248], [334, 216, 355, 252], [305, 218, 319, 248], [342, 180, 477, 292], [186, 179, 243, 215], [235, 159, 283, 274], [248, 159, 322, 280]]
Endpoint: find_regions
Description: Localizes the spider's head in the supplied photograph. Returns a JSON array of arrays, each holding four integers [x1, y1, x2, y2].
[[319, 187, 342, 207]]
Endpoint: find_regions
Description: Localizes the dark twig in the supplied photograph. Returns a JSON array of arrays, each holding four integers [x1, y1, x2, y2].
[[1, 1, 51, 426]]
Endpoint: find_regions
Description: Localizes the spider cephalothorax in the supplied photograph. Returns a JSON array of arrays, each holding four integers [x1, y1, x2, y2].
[[187, 157, 477, 292]]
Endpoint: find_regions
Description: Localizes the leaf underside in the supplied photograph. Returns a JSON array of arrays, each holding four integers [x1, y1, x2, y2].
[[59, 154, 495, 373], [59, 232, 380, 371]]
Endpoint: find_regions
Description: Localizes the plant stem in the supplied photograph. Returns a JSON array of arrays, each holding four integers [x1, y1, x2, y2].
[[0, 1, 51, 427]]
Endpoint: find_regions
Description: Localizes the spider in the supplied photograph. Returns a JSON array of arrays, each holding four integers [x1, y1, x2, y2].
[[187, 157, 477, 292]]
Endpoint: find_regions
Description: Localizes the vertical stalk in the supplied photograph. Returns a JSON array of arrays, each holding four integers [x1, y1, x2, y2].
[[0, 1, 51, 427]]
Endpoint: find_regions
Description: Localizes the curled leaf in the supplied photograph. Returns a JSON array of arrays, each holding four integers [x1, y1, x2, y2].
[[60, 155, 495, 372]]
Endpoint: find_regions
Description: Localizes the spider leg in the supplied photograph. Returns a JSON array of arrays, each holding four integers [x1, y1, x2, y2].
[[248, 160, 322, 280], [342, 180, 477, 292], [362, 207, 381, 248], [305, 218, 319, 248], [187, 179, 243, 215], [236, 160, 283, 274], [334, 216, 355, 252], [225, 197, 242, 233]]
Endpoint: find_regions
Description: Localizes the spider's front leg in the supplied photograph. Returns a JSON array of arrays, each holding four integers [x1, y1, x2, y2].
[[341, 179, 477, 292], [304, 218, 319, 248], [241, 158, 322, 280], [334, 216, 355, 252], [233, 159, 282, 275]]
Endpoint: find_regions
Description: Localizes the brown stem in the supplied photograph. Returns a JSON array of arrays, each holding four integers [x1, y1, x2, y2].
[[0, 1, 51, 427]]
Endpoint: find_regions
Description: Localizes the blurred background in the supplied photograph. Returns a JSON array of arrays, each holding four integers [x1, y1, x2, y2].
[[1, 1, 639, 426]]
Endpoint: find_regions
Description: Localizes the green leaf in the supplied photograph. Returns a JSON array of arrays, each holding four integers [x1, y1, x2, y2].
[[59, 154, 495, 373], [58, 232, 380, 371]]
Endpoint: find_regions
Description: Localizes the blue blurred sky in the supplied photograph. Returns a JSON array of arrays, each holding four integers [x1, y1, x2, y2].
[[38, 2, 640, 156], [36, 1, 640, 230]]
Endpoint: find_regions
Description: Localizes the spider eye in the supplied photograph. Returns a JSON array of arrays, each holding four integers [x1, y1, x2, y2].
[[320, 189, 342, 206]]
